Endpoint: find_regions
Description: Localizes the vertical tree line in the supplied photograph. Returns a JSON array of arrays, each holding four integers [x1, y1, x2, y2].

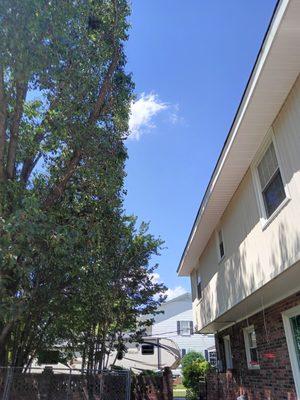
[[0, 0, 165, 370]]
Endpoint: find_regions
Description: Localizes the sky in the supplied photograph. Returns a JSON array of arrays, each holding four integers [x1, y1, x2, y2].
[[124, 0, 277, 299]]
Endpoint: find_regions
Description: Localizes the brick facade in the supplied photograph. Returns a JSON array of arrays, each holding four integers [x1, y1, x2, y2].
[[206, 291, 300, 400]]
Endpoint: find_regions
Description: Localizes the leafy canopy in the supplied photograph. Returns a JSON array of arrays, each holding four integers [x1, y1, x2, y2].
[[0, 0, 166, 370]]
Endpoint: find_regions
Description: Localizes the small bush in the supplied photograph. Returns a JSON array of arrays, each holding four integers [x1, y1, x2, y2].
[[181, 351, 204, 370], [182, 360, 211, 395]]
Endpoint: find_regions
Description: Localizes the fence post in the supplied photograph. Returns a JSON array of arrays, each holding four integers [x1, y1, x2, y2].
[[125, 370, 131, 400], [67, 369, 72, 400], [2, 366, 13, 400]]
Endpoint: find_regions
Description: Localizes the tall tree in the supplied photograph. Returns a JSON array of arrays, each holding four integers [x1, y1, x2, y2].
[[0, 0, 139, 366]]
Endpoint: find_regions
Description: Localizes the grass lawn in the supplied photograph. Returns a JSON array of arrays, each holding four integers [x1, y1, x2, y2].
[[173, 383, 186, 398]]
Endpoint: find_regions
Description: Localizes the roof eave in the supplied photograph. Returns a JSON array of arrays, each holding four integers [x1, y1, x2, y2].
[[178, 0, 300, 276]]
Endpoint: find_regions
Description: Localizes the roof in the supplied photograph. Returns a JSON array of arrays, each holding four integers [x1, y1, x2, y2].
[[162, 292, 191, 305], [178, 0, 300, 276]]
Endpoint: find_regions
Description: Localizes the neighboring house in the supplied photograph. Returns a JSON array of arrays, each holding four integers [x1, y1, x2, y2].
[[178, 1, 300, 399], [149, 293, 215, 364]]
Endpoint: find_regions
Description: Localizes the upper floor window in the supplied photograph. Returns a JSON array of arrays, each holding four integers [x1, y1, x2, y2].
[[217, 229, 225, 260], [177, 320, 193, 336], [197, 273, 202, 299], [243, 326, 260, 369], [256, 141, 286, 219]]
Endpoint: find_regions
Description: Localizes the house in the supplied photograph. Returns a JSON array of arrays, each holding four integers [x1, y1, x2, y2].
[[178, 0, 300, 399], [107, 292, 214, 373], [149, 293, 215, 365]]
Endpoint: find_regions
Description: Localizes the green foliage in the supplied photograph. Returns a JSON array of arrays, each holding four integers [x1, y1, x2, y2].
[[182, 360, 211, 396], [140, 370, 161, 377], [181, 351, 205, 370], [0, 0, 166, 371]]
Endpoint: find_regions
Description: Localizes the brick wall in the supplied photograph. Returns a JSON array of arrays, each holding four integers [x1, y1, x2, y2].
[[206, 291, 300, 400]]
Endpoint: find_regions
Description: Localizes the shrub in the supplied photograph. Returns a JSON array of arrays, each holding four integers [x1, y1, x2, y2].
[[182, 360, 211, 394], [181, 351, 204, 370]]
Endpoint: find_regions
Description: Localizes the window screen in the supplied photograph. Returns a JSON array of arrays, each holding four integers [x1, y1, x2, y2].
[[197, 274, 202, 299], [257, 142, 286, 218], [218, 230, 225, 259]]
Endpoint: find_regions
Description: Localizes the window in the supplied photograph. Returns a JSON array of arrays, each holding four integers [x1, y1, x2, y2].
[[243, 326, 259, 369], [141, 344, 154, 355], [181, 349, 186, 357], [177, 320, 193, 336], [223, 335, 233, 369], [218, 229, 225, 260], [197, 273, 202, 299], [208, 351, 217, 367], [256, 141, 286, 218]]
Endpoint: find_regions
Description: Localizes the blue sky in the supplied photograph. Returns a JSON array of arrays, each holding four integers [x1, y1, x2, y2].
[[124, 0, 277, 298]]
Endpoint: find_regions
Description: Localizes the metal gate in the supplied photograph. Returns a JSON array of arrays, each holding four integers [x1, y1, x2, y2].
[[0, 366, 131, 400]]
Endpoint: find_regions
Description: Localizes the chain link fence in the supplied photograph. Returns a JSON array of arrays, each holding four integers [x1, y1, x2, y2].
[[0, 366, 131, 400]]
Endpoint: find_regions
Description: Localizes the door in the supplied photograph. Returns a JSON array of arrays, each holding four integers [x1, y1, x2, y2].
[[282, 305, 300, 399]]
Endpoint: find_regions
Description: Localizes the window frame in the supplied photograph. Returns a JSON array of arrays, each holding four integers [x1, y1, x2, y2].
[[223, 335, 233, 369], [251, 130, 290, 229], [282, 304, 300, 399], [196, 272, 202, 300], [178, 320, 192, 336], [208, 350, 217, 367], [215, 227, 225, 263], [243, 325, 260, 370]]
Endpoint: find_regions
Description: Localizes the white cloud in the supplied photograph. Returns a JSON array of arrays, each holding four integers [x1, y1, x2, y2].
[[165, 286, 187, 300], [150, 272, 187, 301], [128, 93, 168, 140], [150, 272, 160, 284], [169, 104, 181, 125]]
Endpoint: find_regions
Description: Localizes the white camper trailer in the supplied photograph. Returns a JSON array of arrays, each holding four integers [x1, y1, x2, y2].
[[109, 336, 181, 372], [31, 336, 180, 373]]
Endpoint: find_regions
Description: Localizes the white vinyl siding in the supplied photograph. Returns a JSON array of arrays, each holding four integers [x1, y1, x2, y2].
[[192, 74, 300, 331]]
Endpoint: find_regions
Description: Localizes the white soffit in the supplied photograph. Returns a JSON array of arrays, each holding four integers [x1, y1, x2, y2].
[[178, 0, 300, 276]]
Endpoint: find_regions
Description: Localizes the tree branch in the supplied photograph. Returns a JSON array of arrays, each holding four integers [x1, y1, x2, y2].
[[89, 47, 120, 123], [0, 321, 15, 347], [20, 77, 68, 185], [43, 148, 81, 209], [43, 49, 120, 209], [6, 81, 28, 180], [0, 65, 7, 181], [20, 152, 42, 185]]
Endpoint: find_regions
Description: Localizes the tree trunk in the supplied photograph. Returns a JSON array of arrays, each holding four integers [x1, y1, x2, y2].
[[6, 81, 28, 179], [0, 65, 7, 181]]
